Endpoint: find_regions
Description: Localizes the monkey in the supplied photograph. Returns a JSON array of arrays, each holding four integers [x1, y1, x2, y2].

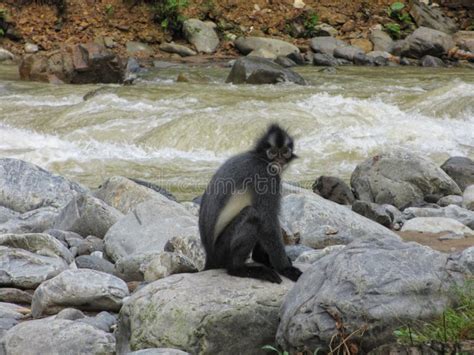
[[199, 124, 302, 284]]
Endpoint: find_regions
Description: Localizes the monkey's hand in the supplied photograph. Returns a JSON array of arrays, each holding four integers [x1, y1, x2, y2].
[[279, 266, 302, 282]]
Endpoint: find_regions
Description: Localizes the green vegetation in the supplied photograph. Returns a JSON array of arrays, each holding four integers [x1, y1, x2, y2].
[[384, 2, 414, 39], [394, 279, 474, 351], [105, 4, 115, 17], [384, 23, 401, 39], [285, 10, 319, 38], [151, 0, 189, 35]]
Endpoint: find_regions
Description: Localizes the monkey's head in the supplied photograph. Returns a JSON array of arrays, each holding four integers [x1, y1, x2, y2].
[[254, 124, 298, 173]]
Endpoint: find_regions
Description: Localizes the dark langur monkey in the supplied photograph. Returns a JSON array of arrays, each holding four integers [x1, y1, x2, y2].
[[199, 124, 302, 283]]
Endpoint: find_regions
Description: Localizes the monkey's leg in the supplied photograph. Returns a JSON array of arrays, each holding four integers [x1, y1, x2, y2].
[[251, 242, 271, 267]]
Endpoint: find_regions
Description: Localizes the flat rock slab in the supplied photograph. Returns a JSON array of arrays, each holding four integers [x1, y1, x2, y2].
[[0, 318, 115, 355], [402, 217, 474, 238], [0, 158, 86, 213], [31, 269, 129, 318], [403, 204, 474, 229], [117, 269, 294, 355]]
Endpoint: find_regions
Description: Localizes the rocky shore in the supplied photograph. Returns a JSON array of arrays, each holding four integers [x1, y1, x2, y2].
[[0, 150, 472, 354]]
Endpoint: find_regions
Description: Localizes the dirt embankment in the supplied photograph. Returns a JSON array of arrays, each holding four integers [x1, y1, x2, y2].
[[0, 0, 471, 59]]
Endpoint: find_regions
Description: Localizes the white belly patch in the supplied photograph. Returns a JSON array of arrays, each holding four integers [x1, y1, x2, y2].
[[213, 190, 253, 241]]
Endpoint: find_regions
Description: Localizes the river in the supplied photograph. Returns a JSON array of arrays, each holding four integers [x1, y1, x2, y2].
[[0, 63, 473, 200]]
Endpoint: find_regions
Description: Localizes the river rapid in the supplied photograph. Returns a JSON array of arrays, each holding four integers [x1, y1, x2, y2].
[[0, 63, 473, 200]]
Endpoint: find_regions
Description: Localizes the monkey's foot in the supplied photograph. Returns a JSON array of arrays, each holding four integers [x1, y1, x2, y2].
[[228, 265, 282, 284], [280, 266, 302, 282]]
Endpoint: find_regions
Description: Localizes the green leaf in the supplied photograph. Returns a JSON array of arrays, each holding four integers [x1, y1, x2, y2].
[[390, 2, 405, 12], [262, 345, 280, 354]]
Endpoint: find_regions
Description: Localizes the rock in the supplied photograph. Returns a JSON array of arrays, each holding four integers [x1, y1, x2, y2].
[[225, 56, 306, 85], [234, 36, 299, 57], [78, 311, 117, 332], [55, 308, 85, 320], [410, 0, 458, 34], [20, 43, 126, 84], [104, 196, 198, 263], [126, 41, 152, 55], [312, 176, 355, 205], [310, 37, 348, 56], [0, 318, 115, 354], [285, 245, 314, 262], [76, 255, 115, 274], [351, 150, 461, 209], [159, 43, 197, 57], [369, 29, 394, 52], [0, 288, 33, 304], [0, 48, 14, 61], [116, 269, 293, 354], [0, 247, 68, 289], [350, 38, 373, 53], [295, 245, 345, 264], [402, 217, 474, 238], [333, 45, 365, 62], [53, 194, 123, 238], [280, 190, 397, 249], [0, 207, 59, 234], [403, 204, 474, 229], [128, 178, 177, 202], [391, 39, 410, 56], [51, 230, 84, 248], [164, 235, 206, 271], [453, 31, 474, 52], [31, 269, 129, 318], [276, 235, 465, 352], [287, 51, 306, 65], [104, 37, 115, 48], [437, 195, 463, 207], [115, 252, 163, 281], [463, 185, 474, 210], [0, 158, 86, 213], [276, 55, 297, 67], [0, 318, 18, 340], [180, 201, 199, 216], [94, 176, 174, 214], [0, 207, 19, 224], [447, 246, 474, 274], [441, 156, 474, 191], [0, 302, 29, 320], [183, 19, 219, 54], [403, 27, 455, 59], [312, 53, 339, 66], [421, 54, 446, 67], [128, 349, 190, 355], [0, 233, 73, 263], [247, 48, 277, 60], [353, 52, 376, 66], [314, 23, 338, 37], [143, 252, 197, 282], [352, 201, 398, 228]]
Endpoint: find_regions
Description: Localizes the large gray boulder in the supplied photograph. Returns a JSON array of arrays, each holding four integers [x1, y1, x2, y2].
[[31, 269, 129, 317], [0, 246, 68, 289], [403, 26, 455, 59], [0, 207, 19, 224], [0, 318, 116, 355], [351, 150, 461, 209], [225, 57, 306, 85], [183, 19, 219, 54], [447, 246, 474, 275], [164, 234, 206, 271], [235, 36, 299, 57], [0, 207, 59, 234], [117, 270, 294, 355], [280, 190, 397, 249], [0, 233, 73, 263], [440, 156, 474, 191], [369, 29, 394, 52], [104, 196, 198, 262], [310, 37, 348, 56], [409, 0, 458, 34], [403, 204, 474, 229], [53, 194, 123, 238], [333, 45, 364, 62], [276, 235, 465, 353], [0, 158, 86, 213]]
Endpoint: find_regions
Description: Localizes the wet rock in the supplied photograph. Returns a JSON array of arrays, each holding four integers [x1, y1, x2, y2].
[[287, 51, 306, 65], [104, 196, 198, 263], [53, 194, 123, 239], [31, 269, 129, 317], [421, 55, 445, 67], [275, 56, 296, 67], [463, 185, 474, 210], [453, 31, 474, 52], [437, 195, 463, 207], [20, 43, 126, 84], [55, 308, 85, 320], [24, 43, 39, 54], [0, 318, 116, 354], [276, 235, 465, 353], [0, 288, 33, 304], [0, 207, 59, 234], [310, 37, 348, 56], [352, 201, 397, 228], [401, 217, 474, 238], [312, 176, 355, 205], [410, 0, 458, 34], [0, 233, 73, 263], [126, 41, 152, 55], [334, 45, 365, 62], [77, 311, 117, 332], [76, 255, 115, 275], [0, 158, 86, 213], [403, 26, 454, 59], [235, 36, 299, 57], [351, 150, 461, 209], [183, 19, 219, 54], [314, 23, 338, 37], [280, 190, 396, 249], [285, 245, 314, 262], [127, 349, 190, 355], [0, 247, 68, 289], [247, 48, 277, 60], [403, 204, 474, 229], [143, 252, 197, 282], [115, 252, 163, 281], [116, 270, 293, 354], [441, 156, 474, 191], [94, 176, 174, 214], [369, 29, 394, 52], [312, 53, 338, 66], [159, 42, 197, 57], [164, 235, 205, 271], [225, 57, 306, 85], [0, 207, 19, 224], [295, 245, 345, 264]]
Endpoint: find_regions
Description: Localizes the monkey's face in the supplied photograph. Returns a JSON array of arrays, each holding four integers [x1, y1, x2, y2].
[[256, 124, 298, 172]]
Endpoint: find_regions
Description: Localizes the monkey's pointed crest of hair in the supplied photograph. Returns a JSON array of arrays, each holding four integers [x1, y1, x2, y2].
[[254, 123, 293, 153]]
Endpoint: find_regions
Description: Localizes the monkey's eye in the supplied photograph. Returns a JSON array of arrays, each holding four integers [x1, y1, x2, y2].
[[267, 147, 278, 159], [281, 147, 292, 159]]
